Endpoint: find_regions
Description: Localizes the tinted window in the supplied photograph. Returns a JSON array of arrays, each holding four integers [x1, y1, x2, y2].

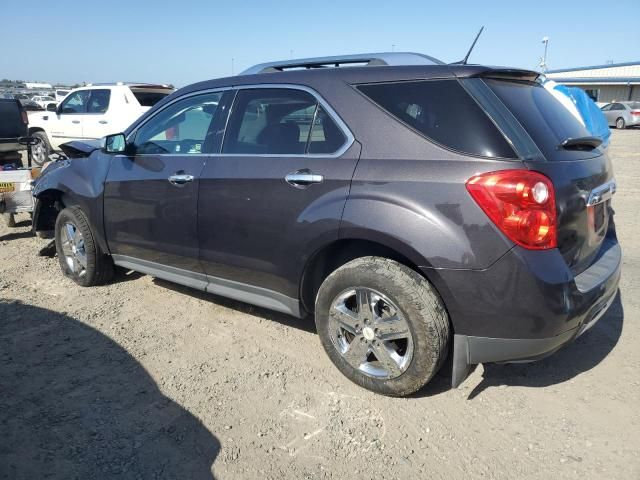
[[131, 88, 172, 107], [223, 89, 317, 155], [134, 92, 223, 155], [358, 80, 516, 158], [60, 90, 90, 113], [611, 103, 625, 111], [0, 100, 26, 137], [601, 104, 612, 111], [87, 89, 111, 113], [308, 106, 347, 154], [486, 79, 596, 161]]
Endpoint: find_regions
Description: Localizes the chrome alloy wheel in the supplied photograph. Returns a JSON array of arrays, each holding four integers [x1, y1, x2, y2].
[[328, 287, 414, 379], [60, 222, 87, 277]]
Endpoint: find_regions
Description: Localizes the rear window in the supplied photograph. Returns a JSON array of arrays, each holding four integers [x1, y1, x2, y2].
[[485, 79, 595, 161], [357, 80, 516, 159], [131, 88, 172, 107], [629, 102, 640, 109], [0, 100, 26, 138]]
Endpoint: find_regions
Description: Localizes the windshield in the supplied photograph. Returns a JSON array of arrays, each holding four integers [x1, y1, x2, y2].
[[485, 79, 598, 161]]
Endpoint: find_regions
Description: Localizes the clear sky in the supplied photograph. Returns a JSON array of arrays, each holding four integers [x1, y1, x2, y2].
[[3, 0, 639, 87]]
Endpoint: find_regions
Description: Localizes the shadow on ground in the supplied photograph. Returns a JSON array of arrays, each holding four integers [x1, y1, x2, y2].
[[467, 291, 624, 399], [152, 275, 623, 400], [153, 278, 317, 334], [0, 229, 33, 242], [0, 300, 219, 480]]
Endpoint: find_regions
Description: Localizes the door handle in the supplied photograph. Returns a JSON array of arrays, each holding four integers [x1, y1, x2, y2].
[[99, 120, 108, 124], [285, 170, 324, 188], [72, 120, 81, 124], [168, 174, 194, 186]]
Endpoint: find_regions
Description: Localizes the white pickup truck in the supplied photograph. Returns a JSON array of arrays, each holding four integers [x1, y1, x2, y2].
[[27, 83, 174, 165]]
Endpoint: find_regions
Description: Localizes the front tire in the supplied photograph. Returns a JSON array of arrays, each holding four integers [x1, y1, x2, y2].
[[55, 206, 113, 287], [315, 257, 450, 396], [616, 117, 626, 129]]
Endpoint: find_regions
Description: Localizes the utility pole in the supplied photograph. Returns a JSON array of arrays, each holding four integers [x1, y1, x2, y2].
[[539, 36, 549, 72]]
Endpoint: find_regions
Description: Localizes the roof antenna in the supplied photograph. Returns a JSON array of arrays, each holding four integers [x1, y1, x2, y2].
[[454, 26, 484, 65]]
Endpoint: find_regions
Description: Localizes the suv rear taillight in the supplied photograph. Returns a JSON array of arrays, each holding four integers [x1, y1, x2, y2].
[[466, 170, 557, 250], [21, 110, 28, 125]]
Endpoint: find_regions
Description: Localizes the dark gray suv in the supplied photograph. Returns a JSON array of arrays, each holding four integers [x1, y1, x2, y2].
[[33, 53, 621, 396]]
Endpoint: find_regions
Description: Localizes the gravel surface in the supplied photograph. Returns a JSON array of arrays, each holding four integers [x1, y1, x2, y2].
[[1, 130, 639, 479]]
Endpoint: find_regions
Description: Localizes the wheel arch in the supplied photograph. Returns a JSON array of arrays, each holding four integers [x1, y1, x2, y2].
[[299, 237, 433, 314], [28, 126, 46, 135], [33, 188, 66, 233]]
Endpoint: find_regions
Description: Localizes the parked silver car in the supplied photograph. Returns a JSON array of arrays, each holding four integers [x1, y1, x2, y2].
[[601, 101, 640, 129]]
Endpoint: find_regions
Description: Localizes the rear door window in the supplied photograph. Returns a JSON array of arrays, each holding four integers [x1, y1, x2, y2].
[[485, 79, 596, 161], [357, 80, 516, 159], [222, 88, 348, 156], [87, 89, 111, 113], [223, 89, 317, 155], [308, 106, 347, 154]]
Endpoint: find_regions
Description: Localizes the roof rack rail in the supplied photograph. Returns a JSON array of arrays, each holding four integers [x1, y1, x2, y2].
[[85, 82, 172, 88], [240, 52, 444, 75]]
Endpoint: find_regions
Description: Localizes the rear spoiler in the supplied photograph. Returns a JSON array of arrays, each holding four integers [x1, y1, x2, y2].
[[468, 68, 540, 83]]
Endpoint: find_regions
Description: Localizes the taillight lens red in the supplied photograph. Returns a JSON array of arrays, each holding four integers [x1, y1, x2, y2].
[[631, 110, 640, 116], [21, 110, 28, 125], [466, 170, 557, 250]]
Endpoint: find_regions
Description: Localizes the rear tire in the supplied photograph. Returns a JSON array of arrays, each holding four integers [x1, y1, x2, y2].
[[55, 206, 113, 287], [616, 117, 626, 129], [31, 132, 51, 166], [315, 257, 450, 397]]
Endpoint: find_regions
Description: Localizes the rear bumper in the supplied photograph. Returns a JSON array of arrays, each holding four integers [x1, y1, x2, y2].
[[423, 236, 622, 387], [451, 288, 617, 386]]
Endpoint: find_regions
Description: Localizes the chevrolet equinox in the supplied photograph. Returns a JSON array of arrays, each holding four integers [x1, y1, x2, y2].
[[32, 53, 621, 396]]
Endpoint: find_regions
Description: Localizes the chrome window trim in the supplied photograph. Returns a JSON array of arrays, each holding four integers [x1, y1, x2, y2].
[[127, 84, 354, 159]]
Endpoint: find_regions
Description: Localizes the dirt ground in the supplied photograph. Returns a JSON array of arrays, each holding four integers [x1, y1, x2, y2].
[[1, 130, 639, 480]]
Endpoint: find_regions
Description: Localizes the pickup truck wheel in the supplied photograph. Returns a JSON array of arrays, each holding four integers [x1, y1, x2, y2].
[[55, 206, 114, 287], [31, 132, 50, 166], [315, 257, 450, 397]]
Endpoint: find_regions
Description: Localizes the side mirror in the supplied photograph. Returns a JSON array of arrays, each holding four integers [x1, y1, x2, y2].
[[101, 133, 127, 153], [46, 103, 57, 112]]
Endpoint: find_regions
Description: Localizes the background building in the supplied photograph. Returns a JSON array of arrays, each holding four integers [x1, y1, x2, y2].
[[546, 61, 640, 104], [23, 82, 53, 90]]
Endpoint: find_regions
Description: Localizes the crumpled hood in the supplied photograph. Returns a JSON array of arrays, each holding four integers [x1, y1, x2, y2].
[[59, 139, 101, 158]]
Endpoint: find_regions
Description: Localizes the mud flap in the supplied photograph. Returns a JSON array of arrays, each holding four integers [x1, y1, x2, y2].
[[452, 334, 475, 388]]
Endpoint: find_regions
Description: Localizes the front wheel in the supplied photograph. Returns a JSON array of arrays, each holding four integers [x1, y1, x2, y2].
[[315, 257, 450, 396], [616, 117, 626, 129], [55, 206, 113, 287]]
